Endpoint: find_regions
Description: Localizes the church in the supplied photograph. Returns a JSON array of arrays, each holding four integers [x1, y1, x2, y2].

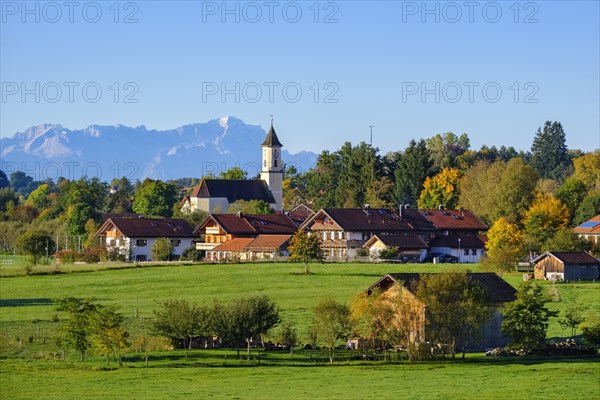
[[181, 119, 284, 214]]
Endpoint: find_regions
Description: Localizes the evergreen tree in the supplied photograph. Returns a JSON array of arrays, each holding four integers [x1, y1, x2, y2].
[[393, 139, 434, 206], [530, 121, 571, 181]]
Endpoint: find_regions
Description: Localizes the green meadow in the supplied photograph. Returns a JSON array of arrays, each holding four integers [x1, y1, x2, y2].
[[1, 262, 599, 399]]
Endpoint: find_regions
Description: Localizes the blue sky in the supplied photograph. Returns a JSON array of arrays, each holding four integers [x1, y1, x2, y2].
[[1, 0, 599, 154]]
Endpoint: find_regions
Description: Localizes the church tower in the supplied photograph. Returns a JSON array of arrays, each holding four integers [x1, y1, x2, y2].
[[260, 118, 283, 211]]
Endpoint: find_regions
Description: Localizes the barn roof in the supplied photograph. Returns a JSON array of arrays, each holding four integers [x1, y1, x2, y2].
[[534, 251, 600, 265], [95, 216, 196, 238], [363, 234, 428, 250], [367, 272, 516, 303], [190, 179, 276, 204]]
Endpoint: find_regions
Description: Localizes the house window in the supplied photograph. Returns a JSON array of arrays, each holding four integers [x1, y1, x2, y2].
[[330, 231, 335, 240], [464, 249, 469, 256], [136, 239, 147, 247], [135, 254, 147, 262], [338, 231, 344, 240], [471, 249, 477, 255], [171, 239, 181, 247]]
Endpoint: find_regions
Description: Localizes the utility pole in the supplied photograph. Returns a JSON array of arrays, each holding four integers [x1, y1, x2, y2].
[[369, 125, 374, 146]]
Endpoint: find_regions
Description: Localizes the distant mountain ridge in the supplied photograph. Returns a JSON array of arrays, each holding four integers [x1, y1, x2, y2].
[[0, 117, 317, 182]]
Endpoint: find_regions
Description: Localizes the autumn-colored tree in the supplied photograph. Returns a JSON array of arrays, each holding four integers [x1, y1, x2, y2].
[[522, 193, 570, 244], [573, 150, 600, 190], [459, 158, 538, 225], [418, 168, 462, 209], [483, 218, 525, 273], [288, 231, 324, 274]]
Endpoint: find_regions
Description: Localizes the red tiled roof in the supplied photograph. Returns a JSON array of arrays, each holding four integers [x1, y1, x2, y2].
[[302, 208, 436, 232], [428, 234, 486, 249], [364, 234, 428, 250], [245, 235, 292, 251], [420, 209, 488, 231], [367, 272, 516, 303], [197, 214, 299, 235], [572, 214, 600, 234], [95, 216, 196, 238], [211, 238, 254, 252], [535, 251, 600, 265]]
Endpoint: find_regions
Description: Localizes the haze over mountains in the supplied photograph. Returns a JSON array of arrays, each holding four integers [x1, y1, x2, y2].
[[0, 117, 317, 182]]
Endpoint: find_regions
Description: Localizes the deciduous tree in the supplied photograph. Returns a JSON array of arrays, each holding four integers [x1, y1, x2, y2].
[[288, 231, 324, 274], [91, 304, 129, 366], [484, 218, 525, 273], [152, 237, 173, 261], [416, 272, 492, 358], [501, 281, 558, 352], [311, 298, 353, 363], [573, 150, 600, 190], [17, 229, 55, 265], [152, 299, 210, 360], [133, 179, 177, 217], [55, 297, 99, 361], [418, 168, 462, 209], [522, 193, 570, 244]]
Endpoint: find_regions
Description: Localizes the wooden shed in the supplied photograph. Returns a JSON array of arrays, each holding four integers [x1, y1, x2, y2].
[[533, 251, 600, 281]]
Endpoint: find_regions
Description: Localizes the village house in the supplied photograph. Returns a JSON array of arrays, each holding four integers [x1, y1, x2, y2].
[[207, 234, 292, 261], [427, 234, 487, 263], [572, 214, 600, 245], [95, 216, 196, 262], [300, 205, 487, 260], [363, 234, 429, 262], [533, 251, 600, 281], [181, 120, 284, 213], [195, 212, 301, 254], [299, 206, 437, 259], [365, 272, 517, 351]]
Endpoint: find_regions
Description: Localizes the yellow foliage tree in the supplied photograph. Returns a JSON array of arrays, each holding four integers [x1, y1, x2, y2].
[[484, 217, 525, 273], [573, 150, 600, 190], [522, 193, 570, 244], [418, 168, 462, 209]]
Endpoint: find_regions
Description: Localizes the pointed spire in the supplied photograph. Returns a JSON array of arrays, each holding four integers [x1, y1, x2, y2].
[[262, 116, 283, 146]]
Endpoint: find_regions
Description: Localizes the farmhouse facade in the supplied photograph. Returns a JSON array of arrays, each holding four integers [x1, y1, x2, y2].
[[366, 272, 517, 351], [195, 212, 301, 253], [95, 216, 196, 262], [533, 251, 600, 281], [206, 234, 292, 261]]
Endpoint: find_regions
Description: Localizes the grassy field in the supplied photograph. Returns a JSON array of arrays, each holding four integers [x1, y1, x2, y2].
[[1, 261, 599, 399]]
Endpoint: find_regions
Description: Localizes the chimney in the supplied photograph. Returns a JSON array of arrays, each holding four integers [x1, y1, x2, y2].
[[236, 211, 243, 218], [399, 205, 403, 218], [364, 204, 371, 209], [438, 204, 444, 210]]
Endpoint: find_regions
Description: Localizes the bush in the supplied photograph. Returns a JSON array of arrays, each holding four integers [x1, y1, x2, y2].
[[181, 246, 202, 261], [54, 250, 77, 264], [379, 247, 399, 260], [581, 319, 600, 348]]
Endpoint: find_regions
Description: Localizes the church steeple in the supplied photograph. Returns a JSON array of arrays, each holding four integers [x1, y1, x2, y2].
[[260, 116, 283, 211], [262, 116, 283, 147]]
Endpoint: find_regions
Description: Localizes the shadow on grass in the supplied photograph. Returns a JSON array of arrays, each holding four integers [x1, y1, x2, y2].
[[118, 349, 599, 370], [0, 298, 54, 307]]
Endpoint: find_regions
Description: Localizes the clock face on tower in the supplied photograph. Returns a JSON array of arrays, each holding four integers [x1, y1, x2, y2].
[[273, 149, 279, 158]]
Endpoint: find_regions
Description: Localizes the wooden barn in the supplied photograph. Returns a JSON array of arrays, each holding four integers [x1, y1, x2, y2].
[[365, 272, 517, 351], [533, 251, 600, 281]]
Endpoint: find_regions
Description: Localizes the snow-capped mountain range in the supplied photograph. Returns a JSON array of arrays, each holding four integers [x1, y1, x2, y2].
[[0, 117, 317, 182]]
